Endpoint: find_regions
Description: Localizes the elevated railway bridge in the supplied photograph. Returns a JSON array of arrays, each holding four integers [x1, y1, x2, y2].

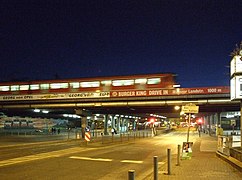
[[0, 73, 240, 135], [0, 86, 240, 135]]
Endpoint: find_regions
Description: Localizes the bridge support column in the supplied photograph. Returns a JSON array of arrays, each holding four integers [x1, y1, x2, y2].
[[110, 115, 115, 129], [117, 116, 121, 134], [75, 109, 88, 139], [103, 114, 109, 135], [81, 116, 87, 138]]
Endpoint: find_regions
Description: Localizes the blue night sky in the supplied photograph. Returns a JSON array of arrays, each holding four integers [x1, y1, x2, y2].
[[0, 0, 241, 87]]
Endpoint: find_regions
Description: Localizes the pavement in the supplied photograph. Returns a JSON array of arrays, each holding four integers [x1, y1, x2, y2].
[[146, 133, 242, 180]]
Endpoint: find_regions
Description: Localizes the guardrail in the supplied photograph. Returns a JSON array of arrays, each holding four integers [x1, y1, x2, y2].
[[217, 135, 241, 156]]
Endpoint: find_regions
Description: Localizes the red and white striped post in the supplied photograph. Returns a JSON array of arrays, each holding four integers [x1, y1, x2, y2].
[[85, 131, 91, 145]]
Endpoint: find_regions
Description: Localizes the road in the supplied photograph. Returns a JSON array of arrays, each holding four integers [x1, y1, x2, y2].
[[0, 129, 200, 179]]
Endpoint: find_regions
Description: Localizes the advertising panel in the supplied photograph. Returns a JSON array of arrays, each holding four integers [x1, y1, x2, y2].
[[230, 75, 242, 100], [230, 55, 242, 76], [0, 86, 230, 101]]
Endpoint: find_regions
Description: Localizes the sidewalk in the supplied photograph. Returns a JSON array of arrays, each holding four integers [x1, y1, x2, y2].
[[147, 133, 242, 180]]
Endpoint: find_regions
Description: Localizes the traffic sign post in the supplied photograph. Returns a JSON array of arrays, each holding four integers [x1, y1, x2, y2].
[[181, 103, 199, 142]]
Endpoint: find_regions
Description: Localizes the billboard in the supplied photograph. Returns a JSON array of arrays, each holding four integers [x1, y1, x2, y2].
[[230, 55, 242, 76], [230, 75, 242, 100]]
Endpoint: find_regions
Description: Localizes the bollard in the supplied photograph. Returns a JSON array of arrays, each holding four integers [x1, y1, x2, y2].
[[120, 133, 123, 142], [128, 134, 130, 141], [112, 133, 114, 143], [101, 133, 104, 144], [167, 149, 171, 175], [176, 145, 181, 166], [143, 132, 145, 138], [154, 156, 158, 180], [128, 170, 135, 180]]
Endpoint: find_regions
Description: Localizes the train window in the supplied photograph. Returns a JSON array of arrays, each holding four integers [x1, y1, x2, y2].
[[30, 84, 39, 90], [135, 78, 147, 84], [70, 82, 80, 88], [20, 85, 29, 90], [50, 83, 68, 89], [40, 84, 49, 90], [112, 80, 134, 86], [0, 86, 10, 91], [11, 85, 19, 91], [147, 78, 161, 85], [80, 81, 100, 88], [101, 80, 112, 86]]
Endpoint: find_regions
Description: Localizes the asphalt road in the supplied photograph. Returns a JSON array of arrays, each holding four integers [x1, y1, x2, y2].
[[0, 129, 199, 180]]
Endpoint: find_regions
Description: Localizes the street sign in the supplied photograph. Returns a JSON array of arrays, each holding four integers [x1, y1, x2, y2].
[[231, 119, 236, 126], [181, 103, 199, 114]]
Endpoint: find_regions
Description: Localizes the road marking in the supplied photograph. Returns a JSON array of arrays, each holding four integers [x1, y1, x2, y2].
[[69, 156, 112, 162], [69, 156, 144, 164], [0, 147, 94, 167], [120, 160, 143, 164]]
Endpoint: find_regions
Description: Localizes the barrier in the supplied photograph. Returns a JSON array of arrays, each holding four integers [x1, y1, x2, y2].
[[217, 135, 241, 156]]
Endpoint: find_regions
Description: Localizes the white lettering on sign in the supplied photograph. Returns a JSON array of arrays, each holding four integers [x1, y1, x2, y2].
[[0, 92, 110, 101], [188, 89, 204, 94], [118, 91, 135, 96], [68, 92, 110, 98], [136, 91, 147, 96], [149, 90, 162, 95]]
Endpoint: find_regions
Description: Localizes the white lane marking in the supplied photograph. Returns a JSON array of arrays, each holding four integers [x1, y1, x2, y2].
[[158, 162, 165, 165], [69, 156, 144, 164], [69, 156, 112, 162], [0, 147, 93, 167], [120, 160, 143, 164]]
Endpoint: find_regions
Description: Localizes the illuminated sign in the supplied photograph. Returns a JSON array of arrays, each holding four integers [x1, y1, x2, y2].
[[181, 103, 199, 114], [230, 42, 242, 100], [0, 86, 230, 101], [230, 75, 242, 100], [230, 55, 242, 76], [110, 87, 229, 97], [0, 92, 110, 101]]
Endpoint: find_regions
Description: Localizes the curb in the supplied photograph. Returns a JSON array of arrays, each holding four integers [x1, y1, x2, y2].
[[216, 151, 242, 172]]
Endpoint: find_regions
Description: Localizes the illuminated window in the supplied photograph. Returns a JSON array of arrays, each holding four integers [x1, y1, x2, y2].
[[147, 78, 161, 85], [11, 85, 19, 91], [50, 83, 68, 89], [112, 80, 134, 86], [135, 78, 147, 84], [101, 80, 112, 86], [80, 81, 100, 88], [20, 85, 29, 90], [30, 84, 39, 90], [70, 82, 80, 88], [40, 84, 49, 90], [0, 86, 10, 91]]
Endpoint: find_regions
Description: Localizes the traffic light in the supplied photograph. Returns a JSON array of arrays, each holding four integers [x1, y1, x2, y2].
[[197, 118, 203, 125], [149, 118, 155, 123]]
